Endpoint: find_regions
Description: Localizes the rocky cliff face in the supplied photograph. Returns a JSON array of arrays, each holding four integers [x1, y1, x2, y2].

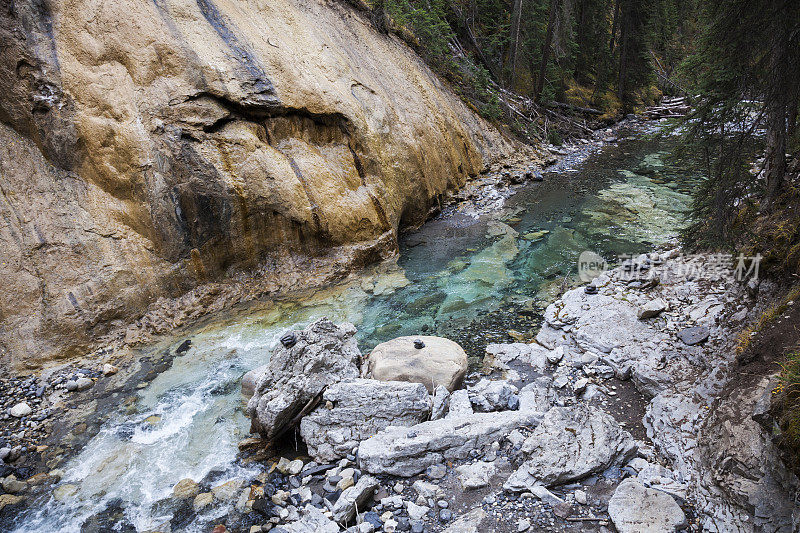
[[0, 0, 513, 369]]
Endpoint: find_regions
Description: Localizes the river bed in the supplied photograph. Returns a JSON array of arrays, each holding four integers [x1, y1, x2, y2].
[[13, 124, 703, 532]]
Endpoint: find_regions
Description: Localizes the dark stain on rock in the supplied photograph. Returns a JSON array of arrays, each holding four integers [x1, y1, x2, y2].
[[194, 0, 280, 109]]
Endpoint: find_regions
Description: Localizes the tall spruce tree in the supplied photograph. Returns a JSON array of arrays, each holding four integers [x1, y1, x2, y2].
[[681, 0, 800, 246]]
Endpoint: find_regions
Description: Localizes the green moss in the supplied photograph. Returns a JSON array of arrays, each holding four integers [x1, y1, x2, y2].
[[778, 349, 800, 453]]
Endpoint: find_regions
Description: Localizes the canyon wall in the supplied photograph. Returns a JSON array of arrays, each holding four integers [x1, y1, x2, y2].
[[0, 0, 513, 369]]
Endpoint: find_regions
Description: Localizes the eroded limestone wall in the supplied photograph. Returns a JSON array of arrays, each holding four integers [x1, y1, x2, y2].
[[0, 0, 513, 368]]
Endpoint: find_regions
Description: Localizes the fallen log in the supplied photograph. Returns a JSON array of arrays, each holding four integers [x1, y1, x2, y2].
[[548, 101, 603, 115]]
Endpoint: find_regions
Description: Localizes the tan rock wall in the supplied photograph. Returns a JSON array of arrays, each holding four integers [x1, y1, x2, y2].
[[0, 0, 513, 369]]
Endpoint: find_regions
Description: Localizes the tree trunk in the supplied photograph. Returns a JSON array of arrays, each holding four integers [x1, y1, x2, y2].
[[763, 9, 791, 207], [446, 1, 502, 80], [507, 0, 524, 87], [609, 0, 620, 54], [616, 3, 629, 104], [535, 0, 560, 101]]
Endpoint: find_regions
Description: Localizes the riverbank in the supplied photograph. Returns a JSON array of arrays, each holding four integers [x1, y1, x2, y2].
[[5, 249, 799, 531]]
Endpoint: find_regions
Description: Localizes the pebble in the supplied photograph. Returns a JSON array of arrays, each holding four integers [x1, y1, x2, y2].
[[439, 509, 452, 522], [518, 518, 531, 531], [9, 403, 31, 418], [426, 464, 446, 480]]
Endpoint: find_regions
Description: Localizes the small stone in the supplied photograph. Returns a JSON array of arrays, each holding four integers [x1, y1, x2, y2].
[[426, 464, 446, 480], [193, 492, 214, 511], [517, 518, 531, 531], [277, 457, 293, 474], [212, 479, 245, 501], [280, 332, 297, 348], [393, 482, 404, 494], [507, 395, 520, 410], [406, 501, 429, 521], [574, 489, 588, 505], [573, 378, 589, 394], [0, 494, 24, 511], [437, 500, 448, 508], [677, 326, 709, 346], [272, 489, 290, 506], [76, 377, 94, 390], [2, 476, 27, 494], [65, 380, 79, 392], [102, 363, 119, 376], [286, 459, 304, 475], [172, 478, 200, 499], [637, 298, 668, 320], [547, 346, 565, 365], [9, 403, 32, 418], [363, 511, 382, 529], [439, 509, 452, 522]]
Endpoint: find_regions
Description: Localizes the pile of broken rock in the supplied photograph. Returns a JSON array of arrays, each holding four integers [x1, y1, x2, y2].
[[236, 316, 687, 533]]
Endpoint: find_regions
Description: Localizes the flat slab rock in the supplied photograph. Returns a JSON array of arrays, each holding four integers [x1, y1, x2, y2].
[[363, 335, 467, 392], [677, 325, 709, 345], [358, 409, 542, 477], [504, 404, 637, 489], [299, 379, 431, 462], [247, 318, 361, 440], [608, 478, 686, 533]]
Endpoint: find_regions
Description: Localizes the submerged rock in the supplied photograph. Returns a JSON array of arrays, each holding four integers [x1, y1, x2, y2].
[[504, 404, 636, 489], [300, 379, 431, 462], [608, 478, 686, 533], [363, 336, 468, 392], [247, 318, 361, 440]]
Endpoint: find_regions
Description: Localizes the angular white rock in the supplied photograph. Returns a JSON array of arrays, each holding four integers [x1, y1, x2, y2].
[[608, 478, 686, 533], [300, 379, 431, 461]]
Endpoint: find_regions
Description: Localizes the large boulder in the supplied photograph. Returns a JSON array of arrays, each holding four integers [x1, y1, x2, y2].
[[247, 318, 360, 440], [363, 336, 468, 392], [608, 478, 686, 533], [358, 409, 542, 477], [504, 404, 637, 489], [299, 379, 431, 462]]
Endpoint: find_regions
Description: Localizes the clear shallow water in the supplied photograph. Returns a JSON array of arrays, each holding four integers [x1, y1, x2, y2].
[[15, 129, 702, 532]]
